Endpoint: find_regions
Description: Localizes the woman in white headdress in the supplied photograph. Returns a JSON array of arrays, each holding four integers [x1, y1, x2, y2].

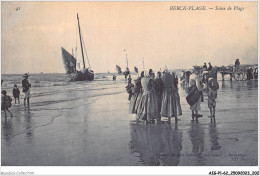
[[186, 72, 203, 121], [136, 70, 160, 123]]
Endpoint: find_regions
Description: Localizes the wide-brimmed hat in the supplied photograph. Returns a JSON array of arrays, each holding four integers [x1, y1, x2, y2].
[[23, 73, 29, 77]]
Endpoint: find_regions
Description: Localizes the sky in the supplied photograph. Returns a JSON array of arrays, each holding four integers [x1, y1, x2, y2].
[[1, 1, 258, 74]]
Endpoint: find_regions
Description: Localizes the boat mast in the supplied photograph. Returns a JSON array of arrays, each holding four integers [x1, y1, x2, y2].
[[124, 49, 128, 71], [77, 13, 86, 69], [142, 57, 145, 74], [75, 24, 77, 60], [126, 53, 128, 70]]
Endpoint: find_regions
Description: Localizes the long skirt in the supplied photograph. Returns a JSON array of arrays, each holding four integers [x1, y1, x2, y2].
[[129, 92, 139, 114], [136, 92, 160, 121], [134, 92, 143, 114], [161, 89, 178, 118], [175, 91, 182, 116], [155, 92, 163, 113], [190, 96, 201, 111]]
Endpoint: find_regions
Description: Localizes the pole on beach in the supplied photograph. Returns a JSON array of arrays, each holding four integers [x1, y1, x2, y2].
[[124, 49, 128, 71], [126, 53, 128, 69], [142, 57, 145, 75]]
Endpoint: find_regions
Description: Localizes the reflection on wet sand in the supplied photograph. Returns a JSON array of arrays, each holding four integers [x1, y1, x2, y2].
[[23, 108, 33, 138], [209, 118, 221, 150], [1, 107, 33, 142], [188, 122, 205, 165], [221, 80, 234, 90], [2, 118, 14, 146], [129, 122, 182, 166], [1, 105, 22, 145]]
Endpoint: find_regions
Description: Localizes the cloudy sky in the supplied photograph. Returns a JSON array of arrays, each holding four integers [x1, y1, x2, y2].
[[1, 1, 258, 74]]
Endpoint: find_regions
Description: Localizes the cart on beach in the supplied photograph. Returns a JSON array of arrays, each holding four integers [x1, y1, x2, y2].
[[219, 64, 258, 81]]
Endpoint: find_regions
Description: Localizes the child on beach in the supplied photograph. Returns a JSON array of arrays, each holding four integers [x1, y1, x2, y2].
[[12, 84, 20, 104], [1, 90, 13, 117], [208, 78, 219, 118]]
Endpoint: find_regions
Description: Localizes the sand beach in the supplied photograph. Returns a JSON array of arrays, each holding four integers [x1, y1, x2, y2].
[[1, 73, 258, 166]]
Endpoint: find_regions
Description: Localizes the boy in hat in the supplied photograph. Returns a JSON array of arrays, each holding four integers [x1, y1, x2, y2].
[[22, 73, 31, 107], [12, 84, 20, 104], [203, 63, 207, 70], [1, 90, 13, 117]]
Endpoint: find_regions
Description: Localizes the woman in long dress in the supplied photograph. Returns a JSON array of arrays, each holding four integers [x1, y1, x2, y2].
[[136, 71, 160, 124], [129, 76, 142, 114], [134, 71, 144, 115], [154, 72, 164, 113], [187, 76, 203, 121], [161, 71, 182, 123]]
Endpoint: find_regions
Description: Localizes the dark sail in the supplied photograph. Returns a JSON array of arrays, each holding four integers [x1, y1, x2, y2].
[[61, 47, 77, 74], [116, 65, 122, 74], [134, 67, 138, 74]]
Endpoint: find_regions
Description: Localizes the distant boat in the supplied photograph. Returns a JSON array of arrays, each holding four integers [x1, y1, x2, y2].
[[124, 68, 130, 76], [61, 13, 94, 81], [123, 53, 130, 76], [116, 65, 130, 76], [116, 65, 122, 75], [134, 67, 138, 74]]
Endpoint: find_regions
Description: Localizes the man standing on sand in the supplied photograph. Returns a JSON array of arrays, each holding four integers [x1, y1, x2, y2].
[[235, 59, 240, 72], [203, 63, 207, 70], [22, 73, 31, 107], [208, 62, 213, 71]]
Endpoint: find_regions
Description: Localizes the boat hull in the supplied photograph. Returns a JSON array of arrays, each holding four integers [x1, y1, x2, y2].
[[123, 70, 130, 76]]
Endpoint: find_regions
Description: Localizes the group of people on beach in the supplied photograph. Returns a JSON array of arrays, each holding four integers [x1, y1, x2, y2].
[[181, 62, 219, 89], [126, 67, 219, 124], [1, 73, 31, 118], [126, 69, 182, 124]]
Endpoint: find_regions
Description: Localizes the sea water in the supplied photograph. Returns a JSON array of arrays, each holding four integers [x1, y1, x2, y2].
[[1, 73, 127, 139]]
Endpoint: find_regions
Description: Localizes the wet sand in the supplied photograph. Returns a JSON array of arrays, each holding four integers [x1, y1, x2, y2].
[[1, 79, 258, 166]]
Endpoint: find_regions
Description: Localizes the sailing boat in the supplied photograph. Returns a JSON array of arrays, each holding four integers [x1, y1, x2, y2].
[[134, 66, 138, 75], [61, 13, 94, 81], [115, 52, 130, 76], [116, 65, 122, 75], [123, 53, 130, 76]]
